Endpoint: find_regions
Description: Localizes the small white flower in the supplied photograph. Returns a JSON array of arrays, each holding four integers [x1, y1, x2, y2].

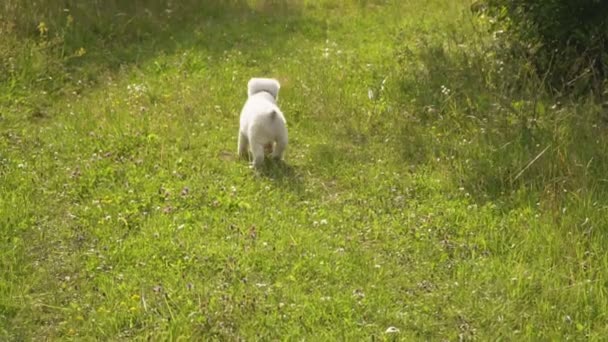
[[352, 289, 365, 299], [127, 83, 147, 96], [440, 85, 451, 96]]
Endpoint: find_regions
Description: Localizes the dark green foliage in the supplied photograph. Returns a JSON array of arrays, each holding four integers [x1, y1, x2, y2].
[[482, 0, 608, 94]]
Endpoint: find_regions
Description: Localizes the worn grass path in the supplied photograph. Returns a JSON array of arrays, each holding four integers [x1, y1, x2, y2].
[[2, 1, 607, 340]]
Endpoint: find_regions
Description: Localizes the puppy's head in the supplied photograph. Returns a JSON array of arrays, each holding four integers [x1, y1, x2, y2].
[[247, 78, 280, 100]]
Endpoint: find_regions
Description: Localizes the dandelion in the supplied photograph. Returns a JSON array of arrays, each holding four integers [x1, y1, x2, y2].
[[76, 47, 86, 57], [37, 22, 48, 37]]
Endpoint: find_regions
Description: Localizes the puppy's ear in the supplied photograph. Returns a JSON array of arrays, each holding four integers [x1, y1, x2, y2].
[[271, 79, 281, 100]]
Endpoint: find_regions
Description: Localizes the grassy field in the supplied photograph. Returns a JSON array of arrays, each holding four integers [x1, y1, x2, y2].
[[2, 0, 608, 340]]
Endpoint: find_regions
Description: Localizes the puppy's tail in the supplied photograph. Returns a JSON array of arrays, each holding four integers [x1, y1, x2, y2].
[[262, 107, 280, 121]]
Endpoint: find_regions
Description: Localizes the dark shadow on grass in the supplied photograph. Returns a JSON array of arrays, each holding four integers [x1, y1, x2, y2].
[[391, 28, 551, 203], [65, 4, 309, 71], [257, 158, 304, 194], [391, 33, 491, 168], [392, 33, 608, 209], [310, 143, 360, 172], [3, 0, 327, 101]]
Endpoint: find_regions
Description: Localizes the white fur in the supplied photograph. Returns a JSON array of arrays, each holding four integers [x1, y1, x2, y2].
[[238, 78, 288, 169]]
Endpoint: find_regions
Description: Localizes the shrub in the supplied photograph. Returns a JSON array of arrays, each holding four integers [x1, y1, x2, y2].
[[480, 0, 608, 95]]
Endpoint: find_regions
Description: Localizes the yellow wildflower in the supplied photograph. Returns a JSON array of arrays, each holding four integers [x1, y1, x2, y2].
[[37, 22, 48, 36]]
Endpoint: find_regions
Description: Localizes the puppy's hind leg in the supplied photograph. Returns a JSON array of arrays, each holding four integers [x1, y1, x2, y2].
[[271, 132, 288, 160], [251, 143, 265, 169], [238, 131, 249, 159]]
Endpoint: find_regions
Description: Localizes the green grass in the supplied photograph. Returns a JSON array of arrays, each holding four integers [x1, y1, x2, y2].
[[2, 0, 608, 340]]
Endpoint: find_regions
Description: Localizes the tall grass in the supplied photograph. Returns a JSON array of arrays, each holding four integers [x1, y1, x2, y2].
[[393, 13, 608, 205], [390, 14, 608, 338]]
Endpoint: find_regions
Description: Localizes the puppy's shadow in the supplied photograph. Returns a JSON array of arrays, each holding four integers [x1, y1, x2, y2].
[[257, 159, 303, 193]]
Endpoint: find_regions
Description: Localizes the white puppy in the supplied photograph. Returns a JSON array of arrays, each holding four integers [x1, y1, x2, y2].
[[238, 78, 288, 169]]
